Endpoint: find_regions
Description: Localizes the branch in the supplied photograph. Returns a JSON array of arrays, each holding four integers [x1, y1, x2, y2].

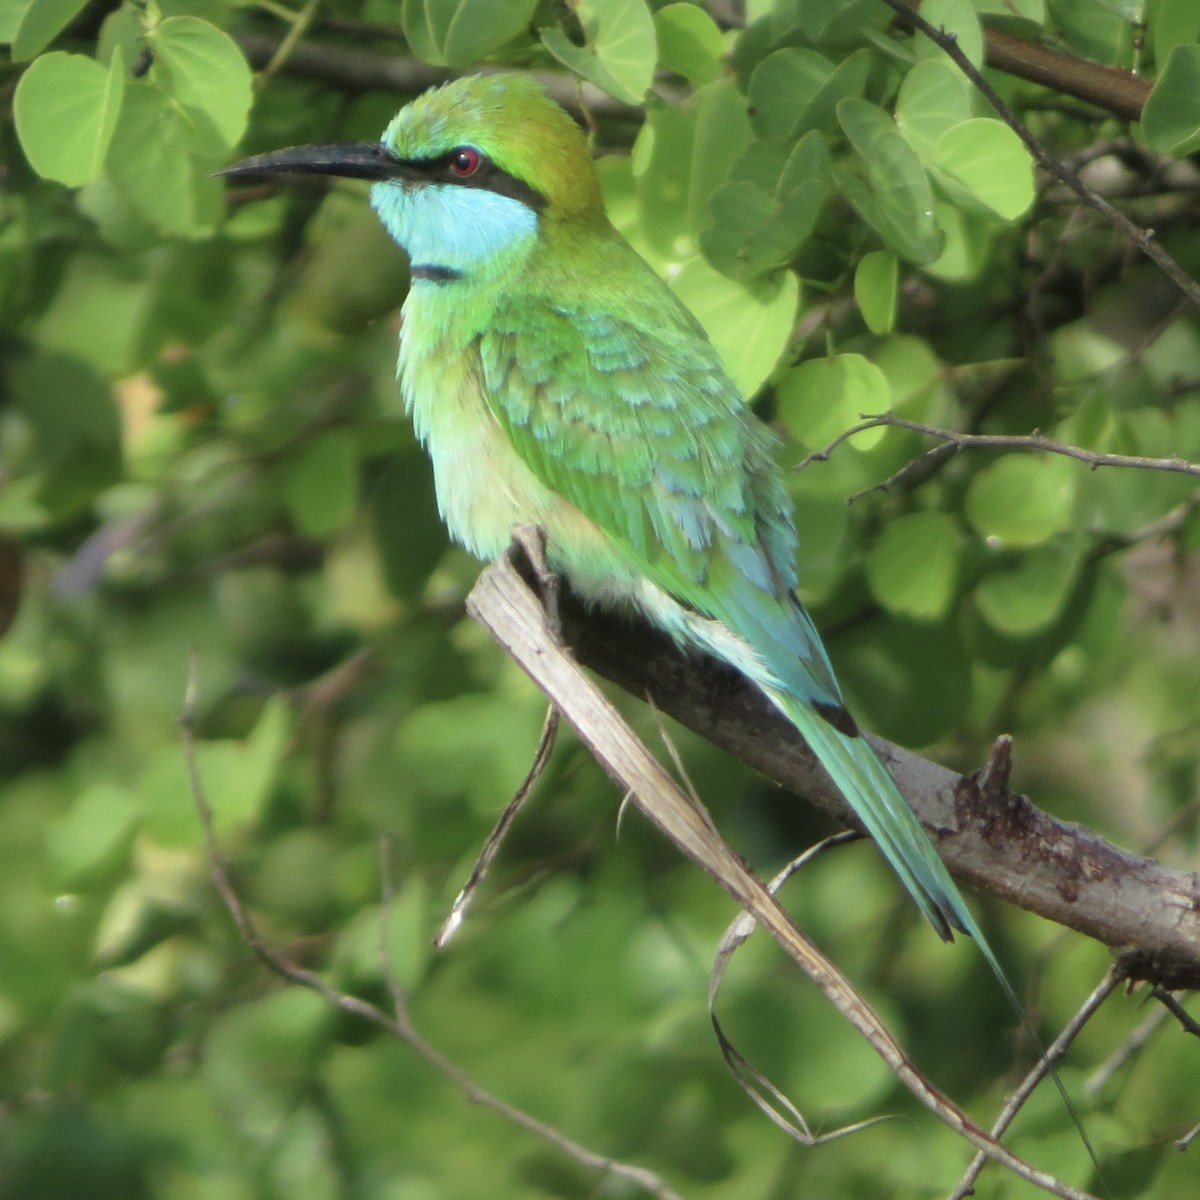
[[467, 547, 1101, 1200], [518, 578, 1200, 991], [793, 414, 1200, 502], [235, 35, 643, 122], [180, 657, 685, 1200], [879, 0, 1200, 310], [983, 28, 1149, 122]]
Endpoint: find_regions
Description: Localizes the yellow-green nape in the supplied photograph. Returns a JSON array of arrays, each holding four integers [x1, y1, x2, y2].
[[381, 74, 606, 222]]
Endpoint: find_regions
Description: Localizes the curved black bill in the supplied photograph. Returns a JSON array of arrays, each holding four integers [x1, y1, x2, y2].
[[215, 142, 404, 182]]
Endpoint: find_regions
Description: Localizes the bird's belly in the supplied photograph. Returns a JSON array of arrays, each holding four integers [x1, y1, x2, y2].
[[405, 359, 636, 597]]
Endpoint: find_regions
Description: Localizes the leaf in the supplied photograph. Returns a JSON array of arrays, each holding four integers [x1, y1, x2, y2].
[[540, 0, 657, 105], [153, 16, 252, 151], [854, 249, 898, 334], [46, 783, 141, 889], [1151, 0, 1200, 63], [866, 511, 959, 622], [836, 98, 941, 265], [686, 78, 754, 235], [746, 47, 834, 140], [443, 0, 538, 67], [654, 1, 723, 86], [931, 118, 1034, 220], [895, 59, 974, 161], [283, 429, 360, 538], [965, 455, 1076, 547], [974, 542, 1082, 636], [777, 353, 892, 450], [12, 51, 125, 186], [401, 0, 450, 65], [701, 136, 829, 280], [10, 0, 89, 60], [670, 258, 798, 398], [914, 0, 984, 69], [1142, 44, 1200, 157], [104, 83, 199, 234]]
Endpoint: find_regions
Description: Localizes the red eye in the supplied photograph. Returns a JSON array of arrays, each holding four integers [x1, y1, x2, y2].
[[450, 147, 481, 178]]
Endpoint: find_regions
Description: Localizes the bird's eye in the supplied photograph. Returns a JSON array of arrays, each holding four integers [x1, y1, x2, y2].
[[450, 147, 481, 178]]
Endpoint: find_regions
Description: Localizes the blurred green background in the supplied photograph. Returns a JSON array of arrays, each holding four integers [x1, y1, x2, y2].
[[3, 0, 1200, 1197]]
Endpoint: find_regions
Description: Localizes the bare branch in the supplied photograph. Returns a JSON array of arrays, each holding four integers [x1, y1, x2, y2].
[[950, 965, 1124, 1200], [181, 657, 687, 1200], [878, 0, 1200, 309], [794, 415, 1200, 500], [236, 36, 643, 122], [434, 704, 560, 948], [468, 547, 1102, 1200], [547, 583, 1200, 990]]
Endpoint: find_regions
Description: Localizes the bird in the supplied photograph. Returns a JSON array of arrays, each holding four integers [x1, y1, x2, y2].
[[219, 73, 999, 976]]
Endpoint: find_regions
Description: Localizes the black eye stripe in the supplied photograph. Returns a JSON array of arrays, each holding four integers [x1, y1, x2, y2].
[[399, 150, 547, 212]]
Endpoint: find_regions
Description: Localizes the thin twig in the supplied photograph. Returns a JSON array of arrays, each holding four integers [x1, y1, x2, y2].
[[878, 0, 1200, 310], [793, 413, 1200, 503], [434, 704, 560, 949], [1086, 1002, 1169, 1094], [469, 546, 1103, 1200], [1151, 988, 1200, 1038], [949, 965, 1123, 1200], [180, 657, 686, 1200]]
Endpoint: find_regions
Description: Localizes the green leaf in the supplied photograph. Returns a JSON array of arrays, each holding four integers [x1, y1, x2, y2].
[[46, 783, 141, 889], [895, 60, 974, 161], [686, 78, 754, 235], [443, 0, 538, 67], [965, 455, 1076, 547], [974, 542, 1082, 636], [931, 118, 1034, 220], [283, 430, 360, 538], [1142, 44, 1200, 156], [854, 249, 898, 334], [541, 0, 657, 106], [12, 51, 125, 186], [777, 353, 892, 450], [401, 0, 450, 64], [1151, 0, 1200, 63], [371, 454, 446, 601], [914, 0, 984, 69], [105, 83, 199, 234], [670, 258, 798, 398], [0, 0, 25, 41], [866, 511, 959, 622], [836, 98, 941, 265], [654, 2, 724, 86], [153, 16, 252, 150], [791, 47, 872, 142], [746, 46, 833, 140], [701, 135, 829, 280], [10, 0, 89, 60]]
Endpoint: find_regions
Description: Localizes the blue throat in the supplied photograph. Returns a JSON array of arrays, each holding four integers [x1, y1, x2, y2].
[[370, 180, 538, 281]]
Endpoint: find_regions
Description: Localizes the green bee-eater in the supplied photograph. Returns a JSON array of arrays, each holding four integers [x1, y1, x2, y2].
[[221, 74, 1001, 976]]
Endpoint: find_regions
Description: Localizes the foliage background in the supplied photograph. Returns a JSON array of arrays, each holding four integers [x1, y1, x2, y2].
[[3, 0, 1200, 1197]]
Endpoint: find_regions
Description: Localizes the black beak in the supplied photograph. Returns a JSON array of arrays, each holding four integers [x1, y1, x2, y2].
[[216, 142, 405, 182]]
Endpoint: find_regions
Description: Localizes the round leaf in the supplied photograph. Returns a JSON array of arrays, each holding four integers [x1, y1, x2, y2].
[[866, 511, 959, 622], [283, 429, 360, 538], [153, 16, 252, 150], [654, 2, 724, 86], [932, 118, 1034, 220], [965, 454, 1075, 547], [541, 0, 657, 105], [974, 543, 1081, 636], [777, 353, 891, 450], [854, 249, 898, 334], [670, 259, 798, 398], [13, 51, 125, 187], [1142, 44, 1200, 157]]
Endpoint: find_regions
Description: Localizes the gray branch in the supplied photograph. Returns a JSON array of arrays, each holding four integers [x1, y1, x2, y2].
[[549, 579, 1200, 990]]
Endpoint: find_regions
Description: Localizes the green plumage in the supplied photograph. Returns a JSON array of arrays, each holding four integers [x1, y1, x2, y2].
[[223, 72, 990, 957]]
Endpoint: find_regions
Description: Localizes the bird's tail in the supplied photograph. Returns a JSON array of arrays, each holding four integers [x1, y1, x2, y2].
[[766, 685, 1009, 982]]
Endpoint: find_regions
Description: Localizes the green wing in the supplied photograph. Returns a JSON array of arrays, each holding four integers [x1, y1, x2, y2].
[[476, 287, 797, 612]]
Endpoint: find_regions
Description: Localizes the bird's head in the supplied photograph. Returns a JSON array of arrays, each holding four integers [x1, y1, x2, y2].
[[219, 74, 606, 281]]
